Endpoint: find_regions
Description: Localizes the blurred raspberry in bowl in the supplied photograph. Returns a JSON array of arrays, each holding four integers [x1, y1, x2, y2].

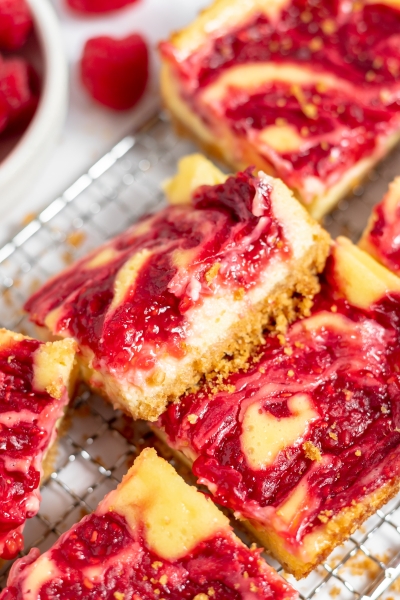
[[0, 0, 67, 217]]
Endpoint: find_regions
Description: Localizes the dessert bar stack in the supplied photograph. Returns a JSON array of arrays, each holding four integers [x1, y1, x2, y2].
[[160, 0, 400, 219], [2, 156, 328, 596], [20, 155, 400, 583], [2, 0, 400, 595]]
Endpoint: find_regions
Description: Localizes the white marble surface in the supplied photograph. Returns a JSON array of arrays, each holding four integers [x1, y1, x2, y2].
[[0, 0, 208, 244]]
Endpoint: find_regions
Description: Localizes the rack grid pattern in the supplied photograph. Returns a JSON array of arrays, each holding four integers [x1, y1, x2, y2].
[[1, 113, 400, 599]]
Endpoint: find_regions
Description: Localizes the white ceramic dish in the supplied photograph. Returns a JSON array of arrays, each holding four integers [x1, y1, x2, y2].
[[0, 0, 68, 219]]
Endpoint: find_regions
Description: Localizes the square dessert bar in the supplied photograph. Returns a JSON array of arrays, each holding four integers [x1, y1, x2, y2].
[[157, 237, 400, 578], [0, 329, 76, 559], [0, 448, 298, 600], [25, 154, 329, 422], [359, 177, 400, 274], [160, 0, 400, 219]]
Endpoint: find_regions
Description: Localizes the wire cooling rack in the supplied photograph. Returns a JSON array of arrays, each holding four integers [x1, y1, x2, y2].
[[1, 112, 400, 599]]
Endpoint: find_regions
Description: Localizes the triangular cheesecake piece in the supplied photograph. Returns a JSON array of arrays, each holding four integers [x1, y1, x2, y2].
[[25, 154, 329, 422], [160, 0, 400, 219], [157, 238, 400, 578], [359, 177, 400, 274], [0, 330, 76, 559], [0, 448, 297, 600]]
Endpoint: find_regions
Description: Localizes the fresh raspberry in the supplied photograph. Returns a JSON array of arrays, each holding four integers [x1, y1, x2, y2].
[[67, 0, 138, 13], [0, 56, 39, 134], [0, 0, 33, 51], [81, 34, 148, 111]]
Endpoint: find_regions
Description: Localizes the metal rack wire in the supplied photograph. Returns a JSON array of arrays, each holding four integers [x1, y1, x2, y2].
[[1, 112, 400, 599]]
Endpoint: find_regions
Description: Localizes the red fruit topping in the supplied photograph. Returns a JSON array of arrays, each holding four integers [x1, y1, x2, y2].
[[0, 95, 8, 135], [67, 0, 138, 13], [0, 0, 32, 51], [0, 56, 39, 134], [81, 34, 148, 111]]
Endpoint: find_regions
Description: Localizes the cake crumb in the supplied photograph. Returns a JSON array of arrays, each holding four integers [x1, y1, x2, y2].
[[283, 346, 293, 356], [46, 382, 62, 401], [288, 369, 295, 377], [381, 406, 389, 414], [355, 450, 361, 456], [205, 263, 221, 284], [331, 305, 337, 313], [67, 230, 86, 248], [21, 212, 36, 226], [159, 575, 168, 585], [329, 586, 341, 598], [208, 588, 215, 597], [303, 441, 322, 461], [114, 593, 125, 600], [329, 432, 338, 441], [233, 287, 245, 301], [318, 510, 333, 523], [193, 595, 209, 600], [339, 551, 381, 579], [187, 414, 198, 424]]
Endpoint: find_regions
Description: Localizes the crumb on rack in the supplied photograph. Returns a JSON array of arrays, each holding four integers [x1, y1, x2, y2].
[[67, 230, 86, 248]]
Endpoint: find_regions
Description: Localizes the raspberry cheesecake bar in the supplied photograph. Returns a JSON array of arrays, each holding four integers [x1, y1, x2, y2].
[[0, 329, 76, 560], [0, 448, 298, 600], [161, 0, 400, 219], [25, 155, 329, 421], [359, 177, 400, 273], [157, 238, 400, 578]]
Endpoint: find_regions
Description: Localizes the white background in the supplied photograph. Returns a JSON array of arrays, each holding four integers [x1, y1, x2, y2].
[[2, 0, 208, 241]]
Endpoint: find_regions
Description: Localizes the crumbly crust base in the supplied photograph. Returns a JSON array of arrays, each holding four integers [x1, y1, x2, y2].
[[152, 427, 400, 580], [78, 234, 329, 422]]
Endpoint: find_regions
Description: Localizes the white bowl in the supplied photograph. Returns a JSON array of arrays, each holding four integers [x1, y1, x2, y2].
[[0, 0, 68, 218]]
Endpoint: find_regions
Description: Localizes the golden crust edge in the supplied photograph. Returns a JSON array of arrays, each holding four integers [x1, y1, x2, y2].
[[245, 475, 400, 579]]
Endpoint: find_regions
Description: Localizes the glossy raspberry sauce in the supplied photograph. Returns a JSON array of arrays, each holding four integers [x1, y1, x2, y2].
[[0, 337, 65, 559], [1, 511, 296, 600], [26, 170, 289, 377], [223, 82, 397, 188], [365, 199, 400, 274], [159, 253, 400, 544], [162, 0, 400, 191]]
